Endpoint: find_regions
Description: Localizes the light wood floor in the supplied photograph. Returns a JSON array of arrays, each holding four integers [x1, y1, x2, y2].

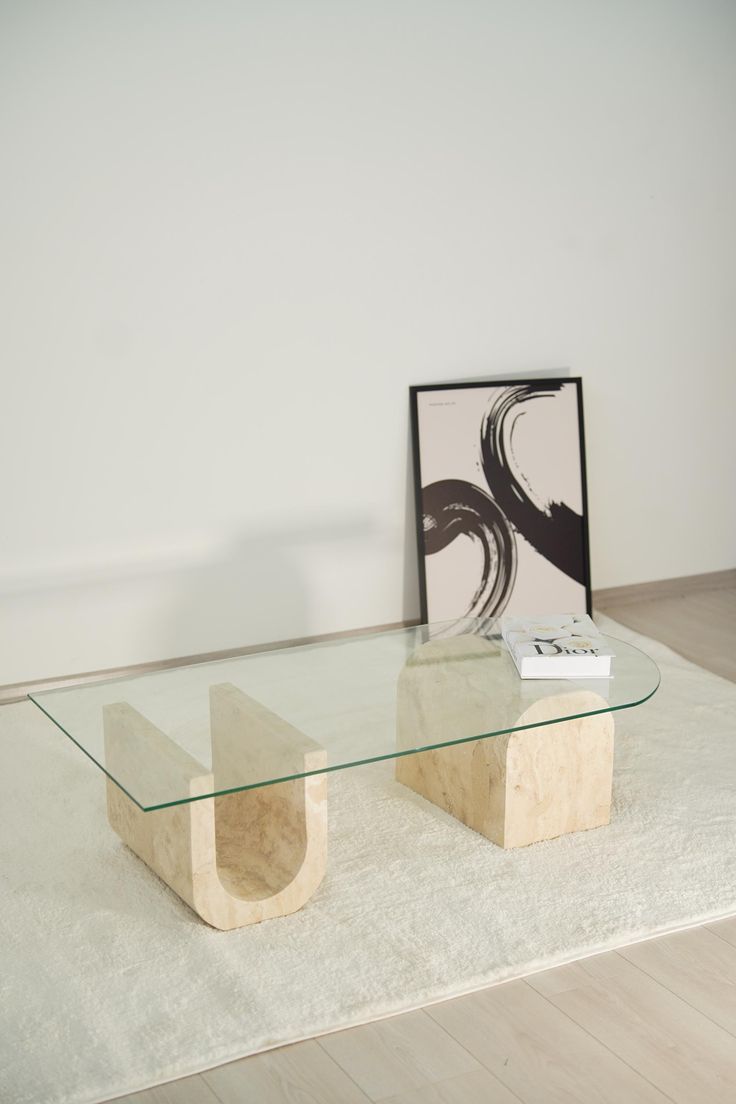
[[114, 582, 736, 1104], [596, 572, 736, 683]]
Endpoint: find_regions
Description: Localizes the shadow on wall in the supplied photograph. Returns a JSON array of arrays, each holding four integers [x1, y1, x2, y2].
[[4, 365, 568, 686], [1, 516, 386, 686], [160, 516, 393, 657]]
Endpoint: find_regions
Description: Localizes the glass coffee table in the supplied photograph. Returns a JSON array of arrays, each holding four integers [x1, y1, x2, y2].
[[29, 620, 659, 930]]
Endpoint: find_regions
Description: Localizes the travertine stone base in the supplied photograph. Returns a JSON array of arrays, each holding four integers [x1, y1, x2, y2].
[[396, 635, 615, 848], [104, 683, 327, 930]]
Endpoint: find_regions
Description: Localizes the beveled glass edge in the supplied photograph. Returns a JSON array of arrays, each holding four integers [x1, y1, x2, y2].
[[29, 694, 148, 811], [29, 636, 660, 812]]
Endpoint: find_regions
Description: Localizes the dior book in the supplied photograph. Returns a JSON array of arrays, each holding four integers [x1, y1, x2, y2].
[[501, 614, 614, 679]]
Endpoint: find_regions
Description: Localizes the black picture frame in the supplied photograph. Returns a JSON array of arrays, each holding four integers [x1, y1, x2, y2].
[[410, 377, 592, 628]]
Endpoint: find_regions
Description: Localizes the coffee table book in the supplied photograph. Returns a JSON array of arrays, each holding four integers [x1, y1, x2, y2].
[[501, 614, 615, 678]]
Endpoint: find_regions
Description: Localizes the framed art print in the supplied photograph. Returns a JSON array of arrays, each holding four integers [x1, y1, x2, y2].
[[410, 378, 592, 630]]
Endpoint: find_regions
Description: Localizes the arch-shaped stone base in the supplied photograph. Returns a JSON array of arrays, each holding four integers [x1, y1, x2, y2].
[[104, 683, 327, 929]]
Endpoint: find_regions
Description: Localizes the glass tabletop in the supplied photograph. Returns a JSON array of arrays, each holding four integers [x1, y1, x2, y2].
[[29, 619, 660, 811]]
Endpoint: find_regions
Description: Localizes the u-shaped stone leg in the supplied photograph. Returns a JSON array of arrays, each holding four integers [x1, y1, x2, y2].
[[395, 634, 614, 848], [104, 684, 327, 929]]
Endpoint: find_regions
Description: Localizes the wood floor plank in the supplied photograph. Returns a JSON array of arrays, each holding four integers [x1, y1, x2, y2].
[[525, 950, 621, 998], [707, 915, 736, 947], [111, 1074, 220, 1103], [526, 950, 736, 1103], [599, 588, 736, 682], [619, 928, 736, 1036], [382, 1067, 523, 1104], [427, 977, 671, 1103], [318, 1009, 481, 1101], [201, 1039, 370, 1104]]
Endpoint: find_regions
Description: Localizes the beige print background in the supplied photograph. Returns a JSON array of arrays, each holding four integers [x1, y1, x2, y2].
[[417, 384, 587, 622]]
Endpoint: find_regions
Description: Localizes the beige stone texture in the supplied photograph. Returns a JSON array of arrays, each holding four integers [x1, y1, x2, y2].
[[104, 683, 327, 930], [396, 634, 615, 848]]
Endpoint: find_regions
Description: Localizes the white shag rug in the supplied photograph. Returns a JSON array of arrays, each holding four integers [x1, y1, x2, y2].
[[1, 615, 736, 1104]]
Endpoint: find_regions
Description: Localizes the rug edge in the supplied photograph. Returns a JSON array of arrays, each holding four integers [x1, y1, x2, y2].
[[86, 904, 736, 1104]]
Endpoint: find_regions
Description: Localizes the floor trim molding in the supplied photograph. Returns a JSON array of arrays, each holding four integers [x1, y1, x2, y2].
[[594, 568, 736, 608], [3, 567, 732, 706], [0, 619, 419, 706]]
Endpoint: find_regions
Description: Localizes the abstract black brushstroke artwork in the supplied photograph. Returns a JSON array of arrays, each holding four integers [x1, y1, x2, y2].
[[410, 378, 591, 631]]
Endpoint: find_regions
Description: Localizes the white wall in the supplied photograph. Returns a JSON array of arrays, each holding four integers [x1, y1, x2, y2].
[[2, 0, 735, 684]]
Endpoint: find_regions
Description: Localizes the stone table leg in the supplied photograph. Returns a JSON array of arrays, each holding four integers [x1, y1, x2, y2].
[[104, 683, 327, 929], [395, 635, 614, 848]]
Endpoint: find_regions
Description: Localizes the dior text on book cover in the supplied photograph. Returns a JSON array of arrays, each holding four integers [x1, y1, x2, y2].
[[501, 614, 614, 678]]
